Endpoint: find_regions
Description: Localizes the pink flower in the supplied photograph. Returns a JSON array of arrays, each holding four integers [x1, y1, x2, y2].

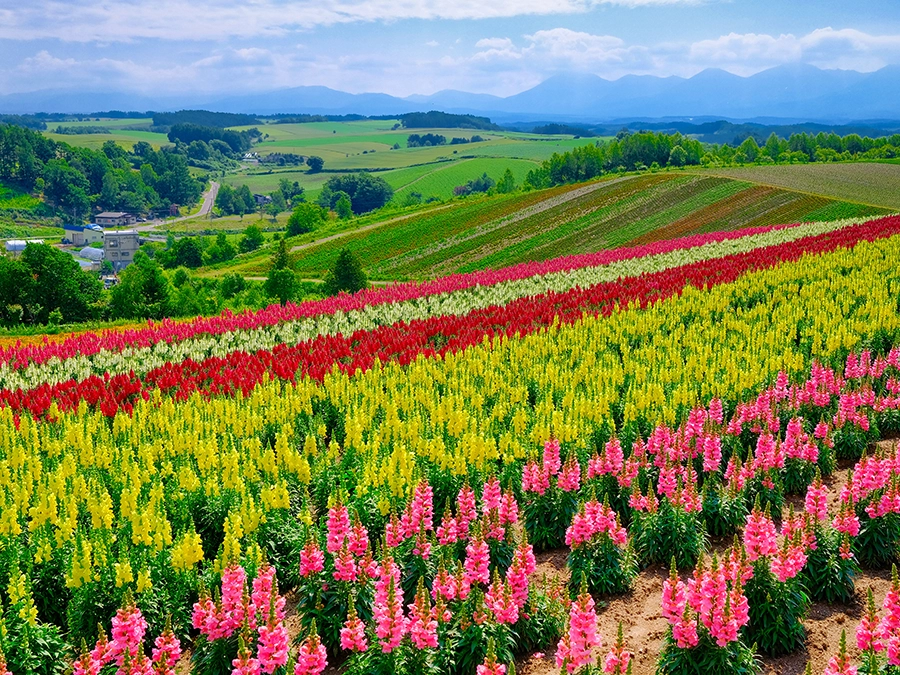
[[257, 620, 289, 674], [299, 540, 325, 577], [543, 438, 561, 476], [522, 461, 550, 496], [824, 631, 857, 675], [558, 456, 581, 492], [557, 591, 601, 673], [482, 477, 502, 513], [457, 484, 478, 535], [858, 589, 883, 653], [408, 582, 439, 649], [340, 607, 369, 653], [477, 639, 507, 675], [464, 533, 491, 586], [743, 508, 778, 561], [409, 480, 435, 533], [333, 544, 359, 582], [109, 602, 148, 666], [231, 646, 261, 675], [252, 564, 284, 624], [484, 575, 519, 625], [294, 625, 327, 675], [348, 517, 369, 556], [327, 501, 351, 554], [373, 557, 407, 653], [603, 623, 631, 674], [499, 489, 519, 526], [805, 477, 829, 521], [150, 630, 181, 675]]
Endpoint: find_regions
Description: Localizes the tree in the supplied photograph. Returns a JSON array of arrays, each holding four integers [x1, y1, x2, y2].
[[109, 251, 171, 320], [668, 145, 687, 167], [19, 243, 101, 323], [324, 248, 368, 296], [0, 256, 35, 324], [220, 272, 246, 299], [239, 224, 265, 253], [206, 232, 236, 264], [318, 173, 393, 214], [495, 168, 517, 194], [286, 202, 326, 237], [172, 238, 204, 268], [266, 190, 286, 220], [264, 239, 295, 305], [306, 156, 324, 173], [334, 191, 353, 219]]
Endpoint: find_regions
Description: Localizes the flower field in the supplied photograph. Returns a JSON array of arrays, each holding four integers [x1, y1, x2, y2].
[[2, 212, 900, 674]]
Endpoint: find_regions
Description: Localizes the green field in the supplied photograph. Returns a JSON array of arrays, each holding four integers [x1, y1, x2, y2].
[[43, 129, 170, 151], [699, 162, 900, 210], [267, 171, 890, 281]]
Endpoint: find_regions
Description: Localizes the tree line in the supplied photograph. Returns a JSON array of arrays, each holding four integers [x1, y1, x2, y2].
[[0, 124, 202, 219], [523, 128, 900, 188]]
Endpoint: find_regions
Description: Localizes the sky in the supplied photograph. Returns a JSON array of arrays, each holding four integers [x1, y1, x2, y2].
[[1, 0, 900, 98]]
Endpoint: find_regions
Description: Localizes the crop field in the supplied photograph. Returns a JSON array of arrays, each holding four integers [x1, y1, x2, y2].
[[700, 161, 900, 210], [42, 128, 170, 150], [389, 157, 539, 200], [285, 172, 889, 279], [4, 209, 900, 675]]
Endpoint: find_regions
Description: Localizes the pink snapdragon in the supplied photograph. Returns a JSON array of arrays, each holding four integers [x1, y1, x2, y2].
[[824, 631, 858, 675], [556, 590, 601, 673], [464, 532, 491, 586], [150, 629, 181, 675], [110, 601, 149, 666], [805, 475, 829, 521], [522, 461, 550, 496], [743, 508, 778, 561], [326, 500, 351, 554], [299, 540, 325, 577], [558, 456, 582, 492], [857, 588, 883, 653], [257, 619, 289, 674], [408, 585, 439, 650], [482, 477, 502, 513], [340, 604, 369, 653], [603, 623, 631, 674], [373, 556, 407, 653], [477, 638, 507, 675], [485, 574, 519, 625], [543, 438, 561, 476], [457, 484, 478, 534], [294, 623, 327, 675]]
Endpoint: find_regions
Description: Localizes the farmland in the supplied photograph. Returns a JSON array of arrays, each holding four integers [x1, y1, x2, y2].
[[3, 211, 900, 675], [700, 162, 900, 210], [278, 172, 889, 280]]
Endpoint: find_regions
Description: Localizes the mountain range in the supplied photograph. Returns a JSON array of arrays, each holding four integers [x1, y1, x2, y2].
[[2, 64, 900, 123]]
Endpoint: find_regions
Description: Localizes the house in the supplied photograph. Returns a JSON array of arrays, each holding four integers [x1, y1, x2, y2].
[[253, 193, 272, 206], [95, 211, 136, 227], [103, 230, 140, 270], [63, 224, 104, 246], [4, 239, 43, 256]]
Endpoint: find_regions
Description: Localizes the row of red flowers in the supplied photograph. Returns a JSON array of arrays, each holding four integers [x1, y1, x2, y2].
[[0, 222, 797, 369], [3, 215, 900, 419]]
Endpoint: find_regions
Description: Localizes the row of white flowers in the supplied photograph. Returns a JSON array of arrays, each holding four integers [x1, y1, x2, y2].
[[0, 216, 878, 392]]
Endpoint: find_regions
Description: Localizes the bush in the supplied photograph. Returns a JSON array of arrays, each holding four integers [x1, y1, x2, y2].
[[323, 248, 368, 296], [743, 559, 809, 656], [632, 497, 706, 570]]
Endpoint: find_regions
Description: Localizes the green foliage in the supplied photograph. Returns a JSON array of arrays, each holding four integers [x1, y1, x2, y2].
[[495, 168, 517, 194], [205, 232, 236, 265], [323, 248, 368, 296], [109, 250, 171, 320], [265, 240, 296, 305], [522, 489, 578, 552], [239, 224, 265, 253], [319, 173, 393, 214], [802, 528, 858, 604], [306, 156, 324, 173], [657, 630, 760, 675], [286, 202, 326, 237], [334, 191, 354, 219], [566, 535, 636, 598], [855, 509, 900, 569], [701, 482, 748, 538], [632, 499, 706, 570], [744, 559, 809, 656], [220, 272, 247, 299]]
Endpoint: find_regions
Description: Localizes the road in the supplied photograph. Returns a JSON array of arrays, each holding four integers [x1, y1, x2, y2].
[[135, 181, 219, 233]]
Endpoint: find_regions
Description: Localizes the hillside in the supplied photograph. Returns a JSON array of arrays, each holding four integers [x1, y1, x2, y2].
[[203, 169, 890, 281]]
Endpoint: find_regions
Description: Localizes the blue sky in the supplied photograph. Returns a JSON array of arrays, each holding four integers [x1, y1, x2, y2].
[[1, 0, 900, 97]]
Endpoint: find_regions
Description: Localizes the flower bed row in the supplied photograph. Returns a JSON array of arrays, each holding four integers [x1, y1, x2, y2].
[[3, 213, 900, 420], [2, 215, 873, 381]]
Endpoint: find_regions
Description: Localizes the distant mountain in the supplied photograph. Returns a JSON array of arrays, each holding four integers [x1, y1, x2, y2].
[[1, 64, 899, 122]]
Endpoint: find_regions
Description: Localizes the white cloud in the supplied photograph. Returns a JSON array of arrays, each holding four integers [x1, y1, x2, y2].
[[0, 0, 705, 42], [689, 27, 900, 74]]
